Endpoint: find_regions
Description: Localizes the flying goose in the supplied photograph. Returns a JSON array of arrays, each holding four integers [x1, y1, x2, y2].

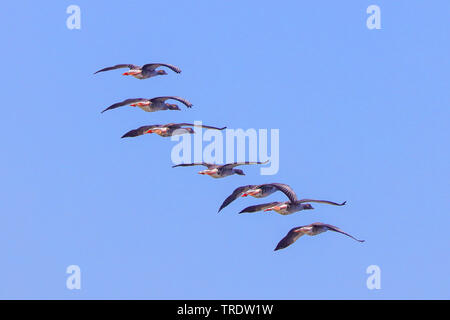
[[172, 161, 269, 178], [101, 96, 193, 113], [121, 123, 226, 138], [238, 184, 346, 215], [274, 222, 365, 251], [94, 63, 181, 79], [218, 183, 291, 212]]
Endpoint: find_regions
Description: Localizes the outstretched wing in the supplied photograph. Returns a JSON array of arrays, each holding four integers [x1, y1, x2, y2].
[[101, 98, 148, 113], [218, 185, 256, 213], [274, 226, 306, 251], [94, 64, 139, 74], [150, 96, 193, 108], [142, 63, 181, 73], [239, 201, 281, 214], [267, 183, 298, 202], [171, 163, 217, 169], [319, 223, 365, 242], [174, 123, 226, 130], [121, 125, 160, 138], [223, 160, 269, 169], [296, 199, 347, 206]]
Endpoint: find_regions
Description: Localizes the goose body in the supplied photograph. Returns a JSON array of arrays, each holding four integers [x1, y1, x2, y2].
[[238, 184, 346, 215], [121, 123, 226, 138], [238, 201, 314, 215], [172, 161, 269, 179], [102, 96, 192, 113], [274, 222, 365, 251], [94, 63, 181, 79]]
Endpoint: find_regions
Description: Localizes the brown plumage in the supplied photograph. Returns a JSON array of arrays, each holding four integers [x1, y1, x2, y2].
[[121, 123, 226, 138], [101, 96, 193, 113], [172, 161, 269, 178], [94, 63, 181, 79], [275, 222, 365, 251], [238, 184, 346, 215]]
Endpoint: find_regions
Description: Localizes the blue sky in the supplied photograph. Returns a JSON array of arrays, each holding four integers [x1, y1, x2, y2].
[[0, 1, 449, 299]]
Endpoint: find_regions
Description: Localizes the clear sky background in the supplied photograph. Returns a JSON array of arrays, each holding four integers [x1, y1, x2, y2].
[[0, 1, 449, 299]]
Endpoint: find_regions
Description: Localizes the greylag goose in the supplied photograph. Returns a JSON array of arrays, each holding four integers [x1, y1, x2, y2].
[[275, 222, 365, 251], [94, 63, 181, 79], [121, 123, 225, 138], [238, 184, 346, 215], [172, 161, 269, 178], [101, 96, 192, 113]]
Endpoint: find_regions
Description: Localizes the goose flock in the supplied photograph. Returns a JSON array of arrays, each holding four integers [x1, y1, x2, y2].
[[95, 61, 364, 251]]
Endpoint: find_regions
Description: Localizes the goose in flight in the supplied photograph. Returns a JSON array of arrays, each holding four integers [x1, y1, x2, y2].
[[172, 161, 269, 178], [218, 183, 291, 212], [94, 63, 181, 79], [238, 183, 346, 215], [121, 123, 226, 138], [101, 96, 193, 113], [274, 222, 365, 251]]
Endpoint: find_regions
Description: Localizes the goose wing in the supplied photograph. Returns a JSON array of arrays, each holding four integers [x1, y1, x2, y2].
[[121, 125, 161, 138], [174, 123, 226, 130], [296, 199, 347, 206], [274, 226, 307, 251], [218, 185, 256, 212], [142, 63, 181, 73], [94, 64, 139, 74], [318, 223, 365, 242], [101, 98, 148, 113], [150, 96, 193, 108], [238, 201, 281, 214], [222, 160, 269, 169], [266, 183, 298, 202], [171, 163, 218, 169]]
